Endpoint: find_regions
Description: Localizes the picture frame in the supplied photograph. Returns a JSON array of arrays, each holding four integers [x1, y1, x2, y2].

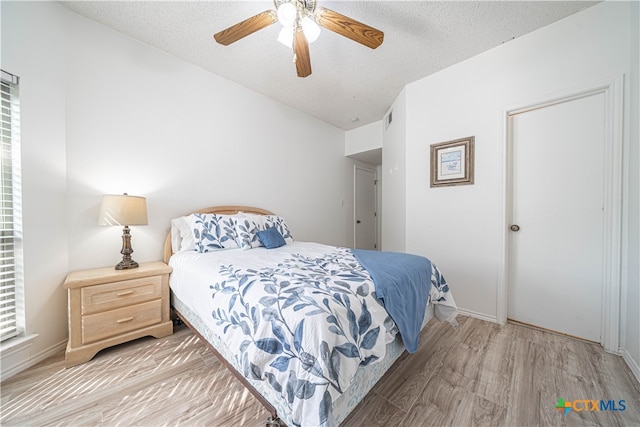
[[430, 136, 475, 187]]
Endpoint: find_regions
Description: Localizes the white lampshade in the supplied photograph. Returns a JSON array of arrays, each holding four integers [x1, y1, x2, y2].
[[301, 17, 320, 43], [98, 194, 148, 226], [277, 2, 297, 27]]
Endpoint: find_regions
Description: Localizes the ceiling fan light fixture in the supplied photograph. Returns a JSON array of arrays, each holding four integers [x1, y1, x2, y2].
[[278, 26, 294, 47], [301, 16, 321, 43], [277, 2, 297, 27], [213, 2, 384, 78]]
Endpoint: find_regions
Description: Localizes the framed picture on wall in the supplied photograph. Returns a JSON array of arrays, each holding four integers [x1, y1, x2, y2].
[[430, 136, 475, 187]]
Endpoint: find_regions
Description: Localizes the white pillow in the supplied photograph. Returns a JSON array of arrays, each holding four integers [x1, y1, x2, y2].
[[170, 216, 196, 253]]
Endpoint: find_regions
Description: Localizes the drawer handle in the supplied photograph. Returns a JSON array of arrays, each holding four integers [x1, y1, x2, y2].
[[116, 290, 134, 297], [116, 317, 135, 323]]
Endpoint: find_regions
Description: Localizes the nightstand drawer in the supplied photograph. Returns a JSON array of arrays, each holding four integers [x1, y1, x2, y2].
[[81, 276, 162, 315], [81, 299, 162, 344]]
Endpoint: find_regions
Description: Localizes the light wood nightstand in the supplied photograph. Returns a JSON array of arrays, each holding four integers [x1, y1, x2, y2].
[[63, 261, 173, 368]]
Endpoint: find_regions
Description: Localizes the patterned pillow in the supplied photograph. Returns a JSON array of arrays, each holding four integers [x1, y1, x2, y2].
[[264, 215, 294, 243], [235, 214, 294, 250], [190, 213, 240, 252], [235, 214, 265, 250]]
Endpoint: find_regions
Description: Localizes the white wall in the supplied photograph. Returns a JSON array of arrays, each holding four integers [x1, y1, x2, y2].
[[1, 1, 69, 377], [401, 1, 638, 375], [623, 0, 640, 379], [381, 91, 406, 252], [63, 9, 353, 270], [345, 120, 382, 156], [1, 1, 355, 377]]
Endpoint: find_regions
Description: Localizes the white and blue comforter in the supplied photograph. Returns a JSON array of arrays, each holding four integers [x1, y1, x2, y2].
[[169, 242, 455, 427]]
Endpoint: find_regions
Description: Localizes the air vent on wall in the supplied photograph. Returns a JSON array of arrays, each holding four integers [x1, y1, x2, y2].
[[385, 110, 393, 129]]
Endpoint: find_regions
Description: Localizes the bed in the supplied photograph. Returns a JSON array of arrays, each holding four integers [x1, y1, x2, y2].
[[164, 206, 457, 427]]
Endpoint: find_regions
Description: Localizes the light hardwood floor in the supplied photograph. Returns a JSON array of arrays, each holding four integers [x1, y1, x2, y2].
[[1, 316, 639, 426]]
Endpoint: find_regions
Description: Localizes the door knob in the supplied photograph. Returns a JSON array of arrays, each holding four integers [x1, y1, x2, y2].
[[510, 224, 520, 232]]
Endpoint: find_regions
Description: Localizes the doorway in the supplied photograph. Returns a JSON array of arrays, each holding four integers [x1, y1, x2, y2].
[[500, 80, 623, 351], [354, 165, 377, 250], [508, 92, 605, 342]]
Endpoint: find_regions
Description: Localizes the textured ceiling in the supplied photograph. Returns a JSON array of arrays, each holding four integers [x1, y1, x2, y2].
[[59, 1, 599, 130]]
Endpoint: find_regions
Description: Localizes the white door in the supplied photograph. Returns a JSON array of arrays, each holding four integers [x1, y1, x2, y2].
[[508, 92, 605, 342], [354, 166, 377, 250]]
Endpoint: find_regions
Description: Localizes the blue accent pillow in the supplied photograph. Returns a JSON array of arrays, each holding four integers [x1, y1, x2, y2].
[[256, 227, 286, 249]]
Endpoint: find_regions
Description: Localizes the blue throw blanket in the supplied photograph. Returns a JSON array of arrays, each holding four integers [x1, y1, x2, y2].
[[351, 249, 432, 353]]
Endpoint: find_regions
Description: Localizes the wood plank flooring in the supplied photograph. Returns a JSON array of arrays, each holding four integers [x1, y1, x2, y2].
[[1, 316, 638, 426]]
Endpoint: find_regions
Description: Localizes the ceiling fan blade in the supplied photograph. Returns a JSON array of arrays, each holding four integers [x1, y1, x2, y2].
[[214, 10, 277, 45], [315, 7, 384, 49], [294, 28, 312, 78]]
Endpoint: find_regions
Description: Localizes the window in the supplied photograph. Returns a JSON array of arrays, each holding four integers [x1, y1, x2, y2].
[[1, 70, 22, 342]]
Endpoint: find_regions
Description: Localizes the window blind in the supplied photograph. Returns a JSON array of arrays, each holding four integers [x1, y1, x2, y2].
[[1, 70, 21, 342]]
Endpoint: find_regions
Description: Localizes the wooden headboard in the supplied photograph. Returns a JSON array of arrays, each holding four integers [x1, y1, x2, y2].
[[163, 205, 274, 263]]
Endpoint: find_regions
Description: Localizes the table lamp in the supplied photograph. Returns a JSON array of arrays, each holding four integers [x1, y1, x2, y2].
[[98, 193, 148, 270]]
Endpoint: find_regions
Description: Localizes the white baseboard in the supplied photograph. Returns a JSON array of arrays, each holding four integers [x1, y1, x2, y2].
[[621, 348, 640, 385], [456, 307, 498, 324], [1, 337, 67, 382]]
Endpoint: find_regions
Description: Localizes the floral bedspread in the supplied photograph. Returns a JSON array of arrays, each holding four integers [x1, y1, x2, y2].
[[201, 243, 454, 427], [209, 246, 394, 426]]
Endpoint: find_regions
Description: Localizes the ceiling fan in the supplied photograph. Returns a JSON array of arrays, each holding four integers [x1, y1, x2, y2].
[[213, 0, 384, 78]]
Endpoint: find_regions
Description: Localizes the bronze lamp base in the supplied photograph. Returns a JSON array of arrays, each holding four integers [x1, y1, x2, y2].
[[115, 225, 139, 270]]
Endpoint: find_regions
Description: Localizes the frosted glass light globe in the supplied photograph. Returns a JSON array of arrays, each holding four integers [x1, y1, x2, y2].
[[301, 16, 320, 43], [277, 3, 297, 27], [278, 26, 294, 47]]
